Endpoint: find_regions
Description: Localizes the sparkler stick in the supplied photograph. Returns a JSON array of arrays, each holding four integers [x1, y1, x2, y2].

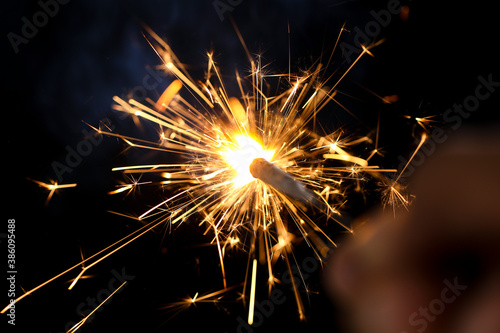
[[249, 158, 319, 207]]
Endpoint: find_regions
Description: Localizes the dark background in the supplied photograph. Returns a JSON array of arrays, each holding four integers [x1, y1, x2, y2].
[[2, 0, 499, 332]]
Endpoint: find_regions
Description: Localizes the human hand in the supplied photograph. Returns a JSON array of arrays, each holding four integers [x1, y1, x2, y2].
[[325, 128, 500, 333]]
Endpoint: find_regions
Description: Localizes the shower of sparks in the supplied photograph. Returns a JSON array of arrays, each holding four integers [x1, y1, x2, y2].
[[98, 25, 395, 324], [2, 24, 430, 327]]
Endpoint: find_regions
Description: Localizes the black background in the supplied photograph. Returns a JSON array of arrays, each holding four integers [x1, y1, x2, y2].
[[3, 0, 499, 332]]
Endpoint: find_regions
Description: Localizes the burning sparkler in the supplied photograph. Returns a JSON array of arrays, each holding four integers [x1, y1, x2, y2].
[[3, 22, 428, 329], [97, 25, 396, 324]]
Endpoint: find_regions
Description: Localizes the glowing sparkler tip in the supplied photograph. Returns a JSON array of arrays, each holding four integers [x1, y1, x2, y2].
[[221, 134, 274, 187]]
